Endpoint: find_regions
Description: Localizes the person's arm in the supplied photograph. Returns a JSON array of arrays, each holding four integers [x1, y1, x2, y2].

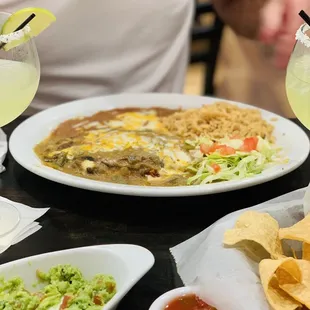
[[212, 0, 267, 39], [259, 0, 306, 68], [213, 0, 307, 68]]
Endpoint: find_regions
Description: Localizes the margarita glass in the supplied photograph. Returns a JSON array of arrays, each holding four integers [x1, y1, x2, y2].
[[0, 12, 40, 127], [0, 11, 40, 237], [286, 23, 310, 128]]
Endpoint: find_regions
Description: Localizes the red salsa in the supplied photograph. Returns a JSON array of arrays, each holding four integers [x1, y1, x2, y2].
[[165, 294, 216, 310]]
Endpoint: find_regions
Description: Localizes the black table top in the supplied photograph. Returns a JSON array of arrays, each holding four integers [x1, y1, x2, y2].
[[0, 116, 309, 310]]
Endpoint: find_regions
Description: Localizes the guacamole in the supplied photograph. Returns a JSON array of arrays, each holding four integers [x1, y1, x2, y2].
[[0, 264, 116, 310]]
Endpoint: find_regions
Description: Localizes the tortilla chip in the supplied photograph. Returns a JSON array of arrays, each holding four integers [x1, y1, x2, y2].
[[298, 260, 310, 283], [223, 211, 284, 259], [279, 214, 310, 243], [302, 243, 310, 261], [277, 260, 310, 308], [259, 258, 301, 310], [291, 248, 298, 259], [238, 240, 271, 262], [276, 259, 302, 283]]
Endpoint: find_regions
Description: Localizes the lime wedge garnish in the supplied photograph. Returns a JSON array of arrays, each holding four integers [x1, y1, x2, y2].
[[1, 7, 56, 51]]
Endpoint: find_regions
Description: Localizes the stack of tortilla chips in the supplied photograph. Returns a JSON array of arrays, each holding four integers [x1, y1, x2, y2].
[[224, 211, 310, 310]]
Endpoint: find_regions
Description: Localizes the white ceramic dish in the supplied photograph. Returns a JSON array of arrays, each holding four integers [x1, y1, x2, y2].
[[9, 93, 310, 197], [149, 286, 200, 310], [0, 244, 155, 310]]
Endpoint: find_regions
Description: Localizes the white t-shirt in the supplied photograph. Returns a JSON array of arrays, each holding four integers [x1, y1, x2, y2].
[[0, 0, 194, 112]]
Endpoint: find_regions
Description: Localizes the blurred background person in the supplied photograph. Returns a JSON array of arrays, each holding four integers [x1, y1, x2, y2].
[[186, 0, 307, 118], [0, 0, 194, 114], [2, 0, 305, 119], [259, 0, 307, 69]]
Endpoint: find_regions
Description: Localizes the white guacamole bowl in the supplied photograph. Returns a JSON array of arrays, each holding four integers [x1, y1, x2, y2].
[[0, 244, 155, 310]]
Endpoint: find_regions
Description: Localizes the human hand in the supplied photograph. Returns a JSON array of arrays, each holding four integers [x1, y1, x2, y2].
[[259, 0, 307, 69]]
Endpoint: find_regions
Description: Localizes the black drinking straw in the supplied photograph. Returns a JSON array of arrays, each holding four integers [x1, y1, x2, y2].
[[0, 13, 36, 50], [299, 10, 310, 27]]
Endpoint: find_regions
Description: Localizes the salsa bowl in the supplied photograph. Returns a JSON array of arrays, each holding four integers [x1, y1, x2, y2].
[[149, 286, 216, 310]]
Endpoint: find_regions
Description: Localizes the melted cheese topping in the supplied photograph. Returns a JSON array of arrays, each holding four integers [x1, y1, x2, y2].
[[82, 130, 191, 171], [108, 111, 167, 132], [49, 110, 192, 175], [80, 111, 169, 134]]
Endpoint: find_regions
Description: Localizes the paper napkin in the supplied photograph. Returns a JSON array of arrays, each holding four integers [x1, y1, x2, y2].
[[0, 196, 49, 254], [170, 187, 308, 310]]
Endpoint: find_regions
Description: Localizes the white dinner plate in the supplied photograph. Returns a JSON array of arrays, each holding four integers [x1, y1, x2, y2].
[[9, 93, 310, 197]]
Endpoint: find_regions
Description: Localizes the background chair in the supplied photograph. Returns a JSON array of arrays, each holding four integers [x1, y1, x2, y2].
[[190, 0, 224, 95]]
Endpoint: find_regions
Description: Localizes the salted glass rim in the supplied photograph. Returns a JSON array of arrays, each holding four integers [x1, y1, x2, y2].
[[296, 23, 310, 48], [0, 11, 31, 45]]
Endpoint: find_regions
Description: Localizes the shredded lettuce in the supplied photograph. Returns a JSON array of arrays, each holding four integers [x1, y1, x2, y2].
[[186, 136, 287, 185]]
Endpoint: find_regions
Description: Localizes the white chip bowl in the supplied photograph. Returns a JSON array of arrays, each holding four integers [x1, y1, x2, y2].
[[0, 244, 155, 310], [149, 286, 200, 310]]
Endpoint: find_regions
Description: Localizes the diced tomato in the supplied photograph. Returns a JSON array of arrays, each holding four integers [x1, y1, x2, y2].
[[207, 143, 220, 153], [200, 143, 210, 154], [203, 143, 221, 154], [60, 295, 72, 309], [240, 137, 258, 152], [200, 143, 235, 155], [218, 146, 236, 155], [93, 295, 103, 305], [211, 163, 221, 173]]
